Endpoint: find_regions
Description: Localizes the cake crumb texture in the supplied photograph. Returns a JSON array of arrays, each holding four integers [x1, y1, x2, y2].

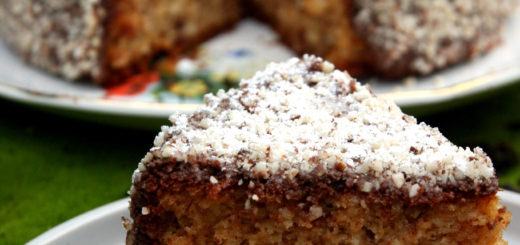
[[127, 184, 510, 244]]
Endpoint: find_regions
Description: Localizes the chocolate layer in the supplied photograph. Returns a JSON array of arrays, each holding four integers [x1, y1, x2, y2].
[[133, 157, 499, 207]]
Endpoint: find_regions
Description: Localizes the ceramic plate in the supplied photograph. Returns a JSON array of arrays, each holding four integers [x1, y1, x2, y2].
[[26, 190, 520, 244], [1, 12, 519, 128]]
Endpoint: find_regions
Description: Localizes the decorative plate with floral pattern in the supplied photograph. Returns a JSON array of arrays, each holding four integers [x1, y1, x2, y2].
[[0, 16, 519, 128]]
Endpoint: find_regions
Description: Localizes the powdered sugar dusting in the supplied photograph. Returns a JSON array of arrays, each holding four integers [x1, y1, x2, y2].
[[139, 55, 495, 195]]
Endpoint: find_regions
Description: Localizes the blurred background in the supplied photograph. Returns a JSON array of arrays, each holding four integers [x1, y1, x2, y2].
[[0, 1, 519, 244]]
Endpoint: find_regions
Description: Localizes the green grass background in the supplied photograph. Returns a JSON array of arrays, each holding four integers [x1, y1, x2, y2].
[[0, 100, 156, 244]]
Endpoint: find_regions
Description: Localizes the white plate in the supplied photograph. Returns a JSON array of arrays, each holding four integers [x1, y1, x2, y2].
[[26, 190, 520, 245], [1, 12, 520, 128]]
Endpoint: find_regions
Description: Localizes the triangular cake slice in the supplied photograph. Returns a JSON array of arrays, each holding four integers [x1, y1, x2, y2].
[[125, 55, 510, 244]]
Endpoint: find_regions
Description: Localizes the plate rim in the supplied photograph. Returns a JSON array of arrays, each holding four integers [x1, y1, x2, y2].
[[26, 198, 129, 245], [1, 64, 519, 119], [26, 190, 520, 245]]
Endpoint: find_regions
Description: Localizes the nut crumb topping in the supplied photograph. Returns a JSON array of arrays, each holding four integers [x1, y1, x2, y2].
[[139, 55, 495, 196], [141, 207, 150, 215]]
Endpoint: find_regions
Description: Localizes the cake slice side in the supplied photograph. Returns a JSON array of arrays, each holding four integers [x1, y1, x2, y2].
[[251, 0, 371, 77]]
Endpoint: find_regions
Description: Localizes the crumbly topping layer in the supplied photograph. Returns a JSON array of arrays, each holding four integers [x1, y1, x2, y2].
[[0, 0, 104, 80], [136, 55, 495, 195], [353, 0, 517, 75]]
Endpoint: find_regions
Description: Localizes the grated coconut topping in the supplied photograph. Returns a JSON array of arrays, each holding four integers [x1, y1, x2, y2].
[[137, 55, 495, 194]]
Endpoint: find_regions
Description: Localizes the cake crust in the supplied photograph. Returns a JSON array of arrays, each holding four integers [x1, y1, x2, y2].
[[133, 156, 499, 209]]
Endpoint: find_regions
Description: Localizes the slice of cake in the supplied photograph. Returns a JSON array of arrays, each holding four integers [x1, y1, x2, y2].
[[124, 55, 510, 244]]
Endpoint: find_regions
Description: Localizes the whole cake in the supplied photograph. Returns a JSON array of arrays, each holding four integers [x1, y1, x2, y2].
[[124, 55, 510, 244], [0, 0, 517, 84]]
